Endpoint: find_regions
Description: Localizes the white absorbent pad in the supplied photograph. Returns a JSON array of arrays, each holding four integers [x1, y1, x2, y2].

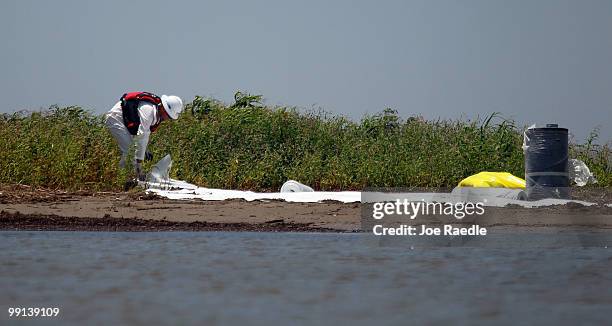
[[143, 156, 597, 206]]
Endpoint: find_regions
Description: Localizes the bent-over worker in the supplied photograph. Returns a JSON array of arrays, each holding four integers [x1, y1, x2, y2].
[[105, 92, 183, 180]]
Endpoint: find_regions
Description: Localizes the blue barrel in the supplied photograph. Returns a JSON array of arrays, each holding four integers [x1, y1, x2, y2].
[[524, 124, 570, 200]]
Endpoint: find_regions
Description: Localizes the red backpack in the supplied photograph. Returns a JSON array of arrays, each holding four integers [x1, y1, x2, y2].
[[120, 92, 164, 135]]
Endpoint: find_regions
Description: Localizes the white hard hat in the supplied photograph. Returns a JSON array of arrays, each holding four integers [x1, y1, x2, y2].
[[161, 95, 184, 119]]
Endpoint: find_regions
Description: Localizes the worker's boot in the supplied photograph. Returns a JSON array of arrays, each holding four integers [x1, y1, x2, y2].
[[124, 179, 139, 191]]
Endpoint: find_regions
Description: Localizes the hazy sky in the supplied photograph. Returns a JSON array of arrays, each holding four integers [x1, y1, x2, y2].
[[1, 0, 611, 141]]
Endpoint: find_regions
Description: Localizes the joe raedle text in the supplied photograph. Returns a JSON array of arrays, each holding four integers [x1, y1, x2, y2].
[[369, 199, 488, 237], [372, 224, 487, 236]]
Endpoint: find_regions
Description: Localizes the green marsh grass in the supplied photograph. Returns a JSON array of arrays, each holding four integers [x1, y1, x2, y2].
[[1, 94, 610, 190]]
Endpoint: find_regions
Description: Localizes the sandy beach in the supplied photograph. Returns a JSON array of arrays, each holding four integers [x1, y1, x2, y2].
[[1, 185, 611, 232]]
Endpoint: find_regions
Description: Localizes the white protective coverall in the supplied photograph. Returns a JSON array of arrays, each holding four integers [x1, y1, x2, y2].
[[105, 101, 160, 168]]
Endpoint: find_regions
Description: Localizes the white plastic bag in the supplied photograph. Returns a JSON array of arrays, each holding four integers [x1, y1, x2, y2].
[[569, 159, 597, 186], [280, 180, 314, 193], [149, 154, 172, 183]]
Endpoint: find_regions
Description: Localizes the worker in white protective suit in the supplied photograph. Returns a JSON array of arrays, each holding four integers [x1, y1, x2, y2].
[[105, 92, 183, 181]]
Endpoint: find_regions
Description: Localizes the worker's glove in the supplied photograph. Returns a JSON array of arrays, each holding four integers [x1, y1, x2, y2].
[[135, 161, 146, 182], [144, 151, 153, 162]]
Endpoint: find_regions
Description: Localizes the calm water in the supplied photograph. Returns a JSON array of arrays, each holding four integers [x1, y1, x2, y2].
[[1, 231, 611, 325]]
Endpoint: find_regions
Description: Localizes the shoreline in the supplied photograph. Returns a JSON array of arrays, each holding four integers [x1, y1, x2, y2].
[[0, 211, 340, 232], [1, 187, 611, 232]]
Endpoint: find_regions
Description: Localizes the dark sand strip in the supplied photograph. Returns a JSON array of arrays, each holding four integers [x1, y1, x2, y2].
[[0, 211, 340, 232]]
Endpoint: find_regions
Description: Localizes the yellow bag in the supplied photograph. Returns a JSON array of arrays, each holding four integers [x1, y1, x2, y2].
[[458, 172, 526, 189]]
